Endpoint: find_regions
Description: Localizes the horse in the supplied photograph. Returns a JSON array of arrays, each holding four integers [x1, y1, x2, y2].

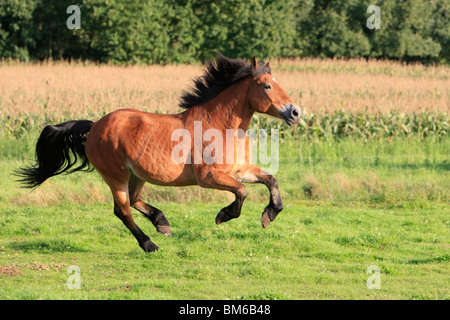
[[16, 54, 302, 252]]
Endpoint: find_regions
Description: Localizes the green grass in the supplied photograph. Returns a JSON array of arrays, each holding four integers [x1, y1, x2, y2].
[[0, 113, 449, 300], [0, 201, 448, 299]]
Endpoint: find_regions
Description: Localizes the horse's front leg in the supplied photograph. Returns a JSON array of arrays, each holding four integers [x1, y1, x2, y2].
[[196, 169, 248, 225], [239, 165, 283, 228]]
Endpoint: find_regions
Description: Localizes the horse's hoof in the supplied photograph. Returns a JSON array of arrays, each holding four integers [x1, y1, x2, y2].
[[141, 240, 159, 252], [261, 211, 272, 228], [261, 207, 280, 228], [215, 212, 223, 225], [215, 208, 234, 225], [157, 225, 172, 236]]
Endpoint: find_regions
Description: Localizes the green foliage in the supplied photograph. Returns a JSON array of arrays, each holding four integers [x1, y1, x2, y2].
[[365, 0, 445, 63], [3, 110, 448, 143], [0, 0, 36, 60], [0, 0, 448, 64], [252, 110, 449, 141], [298, 1, 371, 59]]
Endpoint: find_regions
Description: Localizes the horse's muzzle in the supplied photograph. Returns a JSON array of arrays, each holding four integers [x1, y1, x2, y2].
[[280, 103, 302, 126]]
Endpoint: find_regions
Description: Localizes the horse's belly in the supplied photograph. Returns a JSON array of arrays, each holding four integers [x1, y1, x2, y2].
[[128, 158, 197, 186]]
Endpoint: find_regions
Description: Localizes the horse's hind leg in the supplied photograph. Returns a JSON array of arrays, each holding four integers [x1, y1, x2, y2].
[[128, 175, 172, 236], [110, 183, 159, 252]]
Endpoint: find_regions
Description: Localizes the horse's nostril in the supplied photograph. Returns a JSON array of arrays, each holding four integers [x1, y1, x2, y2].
[[292, 109, 299, 118]]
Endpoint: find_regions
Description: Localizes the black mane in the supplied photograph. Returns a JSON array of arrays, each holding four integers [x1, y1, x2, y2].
[[179, 53, 271, 109]]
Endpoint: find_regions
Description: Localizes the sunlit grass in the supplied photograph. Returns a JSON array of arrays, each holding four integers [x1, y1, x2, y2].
[[0, 201, 448, 299]]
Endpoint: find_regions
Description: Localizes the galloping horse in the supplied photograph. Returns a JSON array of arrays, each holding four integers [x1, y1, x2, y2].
[[16, 54, 301, 252]]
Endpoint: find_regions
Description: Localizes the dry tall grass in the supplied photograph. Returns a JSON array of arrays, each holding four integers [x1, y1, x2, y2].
[[0, 58, 448, 118]]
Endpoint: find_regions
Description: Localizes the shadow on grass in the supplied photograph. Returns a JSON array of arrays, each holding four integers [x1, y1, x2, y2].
[[407, 254, 450, 265], [279, 158, 450, 172], [8, 239, 89, 253]]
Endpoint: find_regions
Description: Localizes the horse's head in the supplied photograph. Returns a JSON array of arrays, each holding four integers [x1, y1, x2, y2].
[[248, 57, 301, 126]]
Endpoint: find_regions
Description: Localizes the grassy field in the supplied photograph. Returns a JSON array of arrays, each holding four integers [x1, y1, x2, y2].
[[0, 58, 449, 300], [0, 201, 448, 299]]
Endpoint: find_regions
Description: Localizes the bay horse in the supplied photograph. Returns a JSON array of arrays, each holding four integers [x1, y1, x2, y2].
[[16, 54, 301, 252]]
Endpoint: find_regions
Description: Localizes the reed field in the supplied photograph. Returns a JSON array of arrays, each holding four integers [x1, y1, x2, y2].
[[0, 58, 449, 300]]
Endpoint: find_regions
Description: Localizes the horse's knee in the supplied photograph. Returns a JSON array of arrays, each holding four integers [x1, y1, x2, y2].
[[237, 186, 248, 201], [113, 202, 131, 221]]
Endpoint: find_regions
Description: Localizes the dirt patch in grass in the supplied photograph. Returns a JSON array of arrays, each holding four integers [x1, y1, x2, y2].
[[0, 264, 23, 277]]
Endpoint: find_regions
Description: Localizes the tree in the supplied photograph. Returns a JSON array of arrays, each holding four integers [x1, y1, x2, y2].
[[0, 0, 36, 60]]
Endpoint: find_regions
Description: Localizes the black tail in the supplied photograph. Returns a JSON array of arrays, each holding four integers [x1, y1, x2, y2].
[[15, 120, 94, 189]]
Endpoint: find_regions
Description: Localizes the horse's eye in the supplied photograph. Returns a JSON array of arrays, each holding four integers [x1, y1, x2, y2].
[[263, 83, 272, 90]]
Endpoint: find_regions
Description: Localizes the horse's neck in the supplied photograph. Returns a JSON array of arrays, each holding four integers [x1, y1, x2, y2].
[[185, 79, 254, 132]]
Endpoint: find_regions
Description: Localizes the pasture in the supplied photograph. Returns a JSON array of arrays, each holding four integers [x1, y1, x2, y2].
[[0, 58, 449, 299]]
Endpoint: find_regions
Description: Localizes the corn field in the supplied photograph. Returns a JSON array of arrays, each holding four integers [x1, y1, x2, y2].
[[252, 110, 449, 141], [1, 110, 448, 142]]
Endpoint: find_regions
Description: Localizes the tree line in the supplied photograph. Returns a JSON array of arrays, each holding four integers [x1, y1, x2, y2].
[[1, 0, 448, 64]]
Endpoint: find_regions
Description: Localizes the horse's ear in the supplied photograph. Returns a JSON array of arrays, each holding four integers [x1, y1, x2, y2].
[[251, 56, 258, 70], [265, 60, 270, 68]]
